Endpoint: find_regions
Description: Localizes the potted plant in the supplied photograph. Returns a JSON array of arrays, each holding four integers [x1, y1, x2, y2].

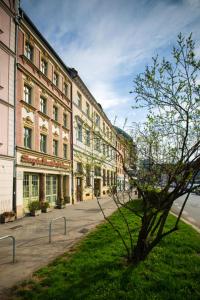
[[56, 197, 66, 209], [28, 201, 41, 216], [0, 211, 16, 223], [40, 201, 53, 213]]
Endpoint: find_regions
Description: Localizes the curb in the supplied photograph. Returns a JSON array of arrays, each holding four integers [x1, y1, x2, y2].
[[170, 211, 200, 233]]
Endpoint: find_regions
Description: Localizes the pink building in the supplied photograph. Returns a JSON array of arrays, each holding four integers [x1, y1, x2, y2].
[[15, 10, 73, 217], [0, 0, 19, 214]]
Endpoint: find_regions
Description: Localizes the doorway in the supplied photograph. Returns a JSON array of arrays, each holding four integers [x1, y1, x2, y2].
[[76, 177, 82, 202], [94, 178, 101, 197]]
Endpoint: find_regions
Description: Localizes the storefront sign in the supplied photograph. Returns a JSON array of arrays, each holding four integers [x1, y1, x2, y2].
[[21, 155, 69, 170]]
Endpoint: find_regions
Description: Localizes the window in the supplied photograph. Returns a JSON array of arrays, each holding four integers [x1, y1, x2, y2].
[[107, 144, 109, 157], [107, 127, 109, 138], [24, 84, 32, 104], [24, 127, 32, 149], [64, 82, 68, 97], [94, 136, 100, 151], [95, 113, 100, 127], [40, 134, 47, 153], [53, 106, 58, 121], [77, 162, 83, 173], [86, 102, 90, 117], [85, 129, 90, 146], [111, 171, 113, 185], [103, 122, 105, 133], [23, 174, 29, 198], [63, 144, 67, 159], [41, 59, 48, 75], [103, 144, 106, 155], [86, 165, 91, 186], [32, 175, 39, 197], [53, 140, 58, 156], [77, 92, 82, 108], [77, 122, 82, 142], [53, 72, 59, 86], [107, 170, 110, 185], [63, 113, 67, 128], [40, 97, 47, 114], [25, 41, 33, 61], [103, 169, 106, 186], [94, 166, 101, 177]]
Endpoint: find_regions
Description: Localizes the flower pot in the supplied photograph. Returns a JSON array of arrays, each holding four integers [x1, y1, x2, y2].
[[30, 209, 41, 216], [1, 215, 10, 223], [41, 207, 53, 213], [55, 203, 66, 209]]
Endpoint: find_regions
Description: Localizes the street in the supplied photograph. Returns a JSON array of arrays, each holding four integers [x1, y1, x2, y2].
[[172, 192, 200, 230]]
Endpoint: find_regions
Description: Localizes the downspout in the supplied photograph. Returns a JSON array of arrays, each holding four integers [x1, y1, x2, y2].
[[13, 1, 20, 214], [70, 82, 74, 204]]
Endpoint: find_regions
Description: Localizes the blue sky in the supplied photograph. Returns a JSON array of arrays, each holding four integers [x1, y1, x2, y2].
[[21, 0, 200, 131]]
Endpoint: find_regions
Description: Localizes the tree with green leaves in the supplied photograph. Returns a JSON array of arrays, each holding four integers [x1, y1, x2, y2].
[[99, 33, 200, 265]]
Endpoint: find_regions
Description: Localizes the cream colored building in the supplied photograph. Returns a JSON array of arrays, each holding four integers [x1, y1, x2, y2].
[[71, 73, 117, 202]]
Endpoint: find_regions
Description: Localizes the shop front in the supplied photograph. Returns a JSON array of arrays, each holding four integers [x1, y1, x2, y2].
[[16, 150, 71, 217]]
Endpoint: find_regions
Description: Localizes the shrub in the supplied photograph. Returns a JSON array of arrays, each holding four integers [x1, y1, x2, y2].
[[28, 201, 41, 212]]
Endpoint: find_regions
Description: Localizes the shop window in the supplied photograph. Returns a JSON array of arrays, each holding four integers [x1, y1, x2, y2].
[[46, 175, 57, 205], [41, 58, 48, 75], [25, 41, 33, 61], [40, 96, 47, 114], [103, 169, 106, 186], [23, 174, 30, 198], [53, 139, 58, 156], [24, 127, 32, 149], [40, 134, 47, 153], [23, 173, 39, 210], [24, 84, 32, 105]]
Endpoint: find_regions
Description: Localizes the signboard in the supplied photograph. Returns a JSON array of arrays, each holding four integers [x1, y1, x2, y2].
[[21, 155, 70, 170]]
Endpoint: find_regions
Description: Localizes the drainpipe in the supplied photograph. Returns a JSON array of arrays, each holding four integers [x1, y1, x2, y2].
[[12, 1, 20, 214], [70, 82, 74, 204]]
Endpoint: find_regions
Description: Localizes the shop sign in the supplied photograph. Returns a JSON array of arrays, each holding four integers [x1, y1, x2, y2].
[[21, 155, 69, 170]]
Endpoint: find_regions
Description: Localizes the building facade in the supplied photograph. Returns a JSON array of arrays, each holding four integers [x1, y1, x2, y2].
[[0, 0, 19, 214], [71, 73, 117, 202], [15, 10, 73, 217]]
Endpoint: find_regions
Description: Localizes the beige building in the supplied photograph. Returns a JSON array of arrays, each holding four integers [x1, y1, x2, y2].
[[71, 73, 117, 202]]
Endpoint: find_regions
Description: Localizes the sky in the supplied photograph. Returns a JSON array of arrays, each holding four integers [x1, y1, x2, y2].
[[21, 0, 200, 131]]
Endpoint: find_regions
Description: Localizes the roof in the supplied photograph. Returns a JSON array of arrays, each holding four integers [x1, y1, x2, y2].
[[19, 8, 75, 78], [113, 126, 133, 142]]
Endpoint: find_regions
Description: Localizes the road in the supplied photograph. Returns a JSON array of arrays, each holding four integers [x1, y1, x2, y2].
[[172, 192, 200, 230]]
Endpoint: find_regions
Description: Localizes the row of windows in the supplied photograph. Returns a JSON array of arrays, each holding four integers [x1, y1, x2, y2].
[[76, 163, 116, 187], [24, 127, 68, 158], [25, 41, 70, 96], [24, 84, 68, 127]]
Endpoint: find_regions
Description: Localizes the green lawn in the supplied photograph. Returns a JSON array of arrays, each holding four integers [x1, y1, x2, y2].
[[13, 201, 200, 300]]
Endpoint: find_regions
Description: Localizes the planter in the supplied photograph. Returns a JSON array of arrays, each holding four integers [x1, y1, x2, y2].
[[41, 207, 53, 213], [30, 209, 41, 216], [64, 196, 70, 204], [55, 203, 66, 209], [1, 215, 10, 224]]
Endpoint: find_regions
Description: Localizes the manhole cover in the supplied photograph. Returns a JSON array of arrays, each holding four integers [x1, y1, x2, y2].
[[79, 228, 89, 234], [9, 225, 23, 230]]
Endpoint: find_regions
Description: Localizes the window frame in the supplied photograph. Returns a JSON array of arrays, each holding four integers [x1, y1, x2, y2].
[[24, 127, 32, 149], [40, 133, 47, 153]]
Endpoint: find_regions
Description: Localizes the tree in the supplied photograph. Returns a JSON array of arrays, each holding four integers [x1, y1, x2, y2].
[[98, 33, 200, 265]]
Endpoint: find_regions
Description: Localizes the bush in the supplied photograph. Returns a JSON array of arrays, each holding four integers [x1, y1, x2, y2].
[[28, 201, 41, 212], [40, 201, 50, 209]]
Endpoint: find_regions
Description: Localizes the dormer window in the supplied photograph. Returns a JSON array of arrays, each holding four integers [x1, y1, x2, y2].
[[53, 72, 59, 86], [25, 41, 33, 61], [41, 59, 48, 76]]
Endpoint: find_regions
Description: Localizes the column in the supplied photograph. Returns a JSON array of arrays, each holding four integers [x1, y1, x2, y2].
[[58, 174, 64, 205], [39, 173, 46, 203]]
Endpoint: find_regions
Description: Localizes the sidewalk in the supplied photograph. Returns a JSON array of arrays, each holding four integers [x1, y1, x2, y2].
[[0, 197, 120, 298]]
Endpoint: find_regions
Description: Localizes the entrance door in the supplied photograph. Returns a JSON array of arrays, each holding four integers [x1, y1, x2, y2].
[[94, 179, 101, 197], [23, 173, 39, 213], [46, 175, 58, 207], [76, 177, 82, 202]]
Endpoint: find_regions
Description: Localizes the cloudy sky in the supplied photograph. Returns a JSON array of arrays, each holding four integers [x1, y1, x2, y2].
[[21, 0, 200, 131]]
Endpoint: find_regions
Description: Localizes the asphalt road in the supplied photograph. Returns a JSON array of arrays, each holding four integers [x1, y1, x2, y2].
[[172, 192, 200, 229]]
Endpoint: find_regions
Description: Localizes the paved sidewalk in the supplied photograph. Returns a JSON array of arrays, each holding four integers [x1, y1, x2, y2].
[[0, 197, 120, 298]]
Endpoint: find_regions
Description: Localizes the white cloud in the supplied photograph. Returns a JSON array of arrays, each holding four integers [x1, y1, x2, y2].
[[22, 0, 200, 125]]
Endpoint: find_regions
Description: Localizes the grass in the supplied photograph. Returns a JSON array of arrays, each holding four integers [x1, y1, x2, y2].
[[13, 200, 200, 300]]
